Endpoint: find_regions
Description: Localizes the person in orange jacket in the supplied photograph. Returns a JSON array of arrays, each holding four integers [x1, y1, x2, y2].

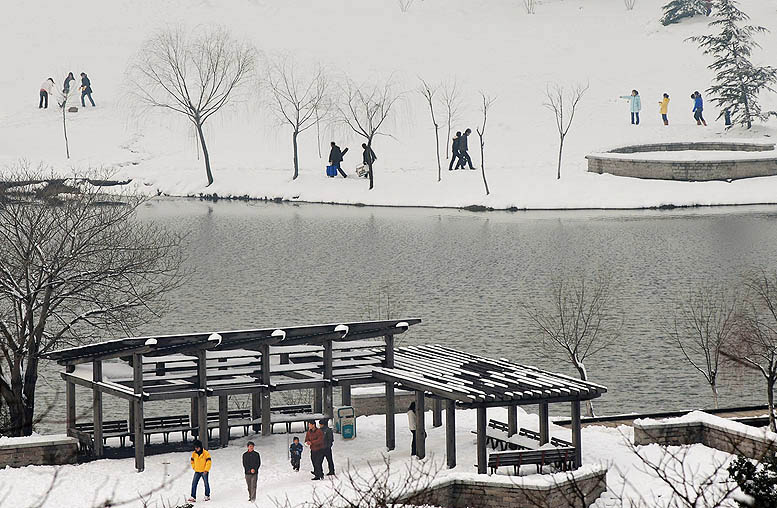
[[304, 420, 325, 480], [188, 439, 212, 502], [659, 93, 670, 126]]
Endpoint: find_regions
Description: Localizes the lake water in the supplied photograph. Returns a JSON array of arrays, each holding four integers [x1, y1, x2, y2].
[[38, 199, 767, 432]]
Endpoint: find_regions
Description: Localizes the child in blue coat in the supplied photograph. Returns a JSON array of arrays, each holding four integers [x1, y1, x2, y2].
[[692, 91, 707, 126], [289, 436, 304, 472], [620, 90, 642, 125]]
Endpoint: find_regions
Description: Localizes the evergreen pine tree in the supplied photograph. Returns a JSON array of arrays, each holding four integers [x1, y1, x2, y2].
[[661, 0, 709, 26], [688, 0, 777, 129]]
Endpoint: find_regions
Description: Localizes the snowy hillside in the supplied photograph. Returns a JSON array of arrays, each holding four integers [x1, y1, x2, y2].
[[2, 0, 777, 209]]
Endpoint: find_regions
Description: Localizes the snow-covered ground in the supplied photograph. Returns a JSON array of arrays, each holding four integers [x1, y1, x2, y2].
[[2, 0, 777, 209], [0, 407, 739, 507]]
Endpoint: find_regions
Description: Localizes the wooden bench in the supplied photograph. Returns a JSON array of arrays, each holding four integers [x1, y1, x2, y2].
[[143, 414, 193, 445], [487, 419, 573, 448], [488, 447, 575, 475], [270, 412, 328, 434], [74, 420, 131, 449]]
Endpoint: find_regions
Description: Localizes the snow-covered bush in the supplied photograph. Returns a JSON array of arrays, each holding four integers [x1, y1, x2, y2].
[[728, 455, 777, 507]]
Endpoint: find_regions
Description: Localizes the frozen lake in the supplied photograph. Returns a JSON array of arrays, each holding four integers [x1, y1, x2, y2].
[[37, 199, 766, 432]]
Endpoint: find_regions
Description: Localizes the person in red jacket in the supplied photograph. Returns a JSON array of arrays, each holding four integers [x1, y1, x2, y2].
[[304, 420, 325, 480]]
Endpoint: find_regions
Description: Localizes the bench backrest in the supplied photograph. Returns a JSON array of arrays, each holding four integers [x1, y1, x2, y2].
[[488, 419, 509, 433], [488, 447, 574, 466], [74, 419, 128, 433]]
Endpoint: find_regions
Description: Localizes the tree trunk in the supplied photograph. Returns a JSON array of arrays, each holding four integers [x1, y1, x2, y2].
[[62, 105, 70, 159], [368, 138, 374, 190], [741, 84, 752, 130], [435, 126, 441, 182], [292, 130, 299, 180], [446, 121, 451, 160], [574, 360, 595, 417], [768, 377, 776, 432], [711, 382, 719, 410], [557, 136, 564, 180], [195, 121, 214, 187], [479, 135, 489, 196]]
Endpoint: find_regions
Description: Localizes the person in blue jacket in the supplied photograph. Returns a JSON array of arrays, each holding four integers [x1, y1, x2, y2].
[[692, 91, 707, 126], [619, 90, 642, 125], [80, 72, 95, 107], [289, 436, 304, 472]]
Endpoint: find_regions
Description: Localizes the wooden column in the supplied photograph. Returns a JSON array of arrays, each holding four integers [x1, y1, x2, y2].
[[93, 361, 104, 457], [190, 398, 198, 437], [415, 391, 426, 459], [132, 353, 145, 472], [445, 400, 456, 469], [571, 400, 582, 468], [218, 395, 229, 447], [313, 388, 323, 413], [432, 398, 442, 428], [341, 384, 352, 406], [539, 402, 549, 445], [507, 405, 518, 437], [128, 400, 135, 441], [65, 365, 75, 435], [261, 344, 272, 436], [476, 406, 487, 474], [251, 392, 261, 433], [384, 334, 395, 451], [196, 350, 208, 447], [323, 340, 334, 417]]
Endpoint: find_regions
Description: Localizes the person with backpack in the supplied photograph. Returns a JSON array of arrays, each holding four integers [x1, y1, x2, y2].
[[458, 129, 475, 169], [304, 420, 325, 480], [188, 439, 211, 502], [692, 91, 707, 126], [80, 72, 95, 107], [39, 78, 55, 109], [328, 141, 348, 178], [63, 72, 75, 94], [448, 132, 462, 171], [619, 90, 642, 125], [319, 418, 335, 476], [659, 93, 670, 126], [242, 441, 261, 502]]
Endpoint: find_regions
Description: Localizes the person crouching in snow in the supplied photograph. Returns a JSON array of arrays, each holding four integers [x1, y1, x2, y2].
[[620, 90, 641, 125], [659, 93, 670, 126], [188, 439, 211, 502], [39, 78, 54, 109]]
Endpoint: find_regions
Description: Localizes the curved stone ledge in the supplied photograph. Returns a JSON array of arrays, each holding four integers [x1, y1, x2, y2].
[[608, 141, 775, 154]]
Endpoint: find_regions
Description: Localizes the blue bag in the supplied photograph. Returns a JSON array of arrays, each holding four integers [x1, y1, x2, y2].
[[326, 165, 336, 177]]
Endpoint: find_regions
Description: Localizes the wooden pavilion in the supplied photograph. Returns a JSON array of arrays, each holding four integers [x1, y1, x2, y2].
[[43, 318, 607, 474]]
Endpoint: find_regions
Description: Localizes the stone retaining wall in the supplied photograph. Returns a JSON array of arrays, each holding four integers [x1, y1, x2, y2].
[[351, 386, 417, 416], [405, 468, 608, 508], [608, 142, 775, 154], [0, 435, 79, 468]]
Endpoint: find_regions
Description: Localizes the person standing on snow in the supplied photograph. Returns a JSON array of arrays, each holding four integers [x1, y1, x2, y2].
[[620, 90, 642, 125], [39, 78, 55, 109], [328, 141, 348, 178], [407, 401, 417, 456], [692, 91, 707, 126], [63, 72, 75, 94], [448, 131, 462, 171], [242, 441, 261, 502], [319, 418, 336, 476], [458, 128, 475, 169], [80, 72, 95, 107], [305, 420, 325, 480], [659, 93, 670, 126], [188, 439, 211, 502]]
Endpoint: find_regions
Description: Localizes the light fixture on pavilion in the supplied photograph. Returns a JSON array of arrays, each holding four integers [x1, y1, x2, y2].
[[334, 324, 349, 338], [272, 329, 286, 340]]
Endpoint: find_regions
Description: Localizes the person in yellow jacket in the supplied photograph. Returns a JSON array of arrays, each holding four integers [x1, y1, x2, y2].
[[188, 440, 211, 502], [659, 93, 670, 126]]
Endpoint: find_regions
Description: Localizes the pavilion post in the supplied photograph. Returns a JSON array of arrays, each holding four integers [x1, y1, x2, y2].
[[341, 384, 352, 406], [261, 344, 272, 436], [476, 406, 487, 474], [507, 405, 518, 437], [432, 398, 442, 428], [190, 398, 198, 437], [415, 391, 426, 459], [251, 392, 261, 433], [65, 365, 75, 435], [384, 334, 395, 451], [571, 400, 582, 468], [128, 400, 135, 441], [218, 395, 229, 447], [539, 402, 549, 445], [313, 388, 323, 413], [93, 361, 104, 457], [132, 353, 145, 472], [196, 350, 208, 447], [323, 339, 334, 417], [445, 399, 456, 469]]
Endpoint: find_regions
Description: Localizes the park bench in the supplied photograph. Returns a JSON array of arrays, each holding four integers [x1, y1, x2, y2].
[[73, 419, 131, 451], [143, 414, 193, 445], [487, 419, 573, 448], [487, 447, 575, 475]]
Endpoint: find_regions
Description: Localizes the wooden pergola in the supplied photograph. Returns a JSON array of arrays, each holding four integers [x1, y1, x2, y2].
[[373, 344, 608, 473]]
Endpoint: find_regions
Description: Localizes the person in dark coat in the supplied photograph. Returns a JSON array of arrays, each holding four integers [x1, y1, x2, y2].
[[459, 128, 475, 169], [448, 131, 462, 170], [319, 418, 335, 476], [80, 72, 95, 107], [328, 141, 347, 178], [63, 72, 75, 94], [242, 441, 261, 502], [362, 143, 376, 167], [304, 420, 325, 480]]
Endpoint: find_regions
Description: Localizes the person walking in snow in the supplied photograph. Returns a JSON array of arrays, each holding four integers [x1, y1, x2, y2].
[[242, 441, 261, 502], [692, 91, 707, 126], [305, 420, 325, 480], [620, 90, 641, 125], [188, 439, 211, 502], [356, 143, 376, 178], [319, 418, 336, 476], [80, 72, 95, 107], [458, 128, 475, 169], [289, 436, 304, 472], [407, 401, 417, 456], [63, 72, 75, 95], [328, 141, 348, 178], [39, 78, 55, 109], [659, 93, 670, 126], [448, 131, 462, 171]]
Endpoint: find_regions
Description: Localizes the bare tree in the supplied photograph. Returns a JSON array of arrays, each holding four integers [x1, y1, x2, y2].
[[476, 92, 496, 196], [267, 61, 329, 180], [440, 79, 462, 162], [57, 87, 74, 159], [524, 0, 537, 14], [418, 78, 442, 181], [624, 0, 637, 10], [544, 82, 589, 180], [0, 163, 185, 436], [523, 274, 619, 417], [128, 26, 255, 186], [339, 79, 402, 190], [665, 285, 740, 409]]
